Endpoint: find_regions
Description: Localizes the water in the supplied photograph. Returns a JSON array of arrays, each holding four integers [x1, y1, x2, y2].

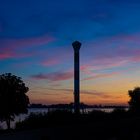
[[0, 108, 126, 129], [0, 108, 49, 129]]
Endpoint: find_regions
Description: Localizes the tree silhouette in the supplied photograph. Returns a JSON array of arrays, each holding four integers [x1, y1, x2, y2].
[[128, 87, 140, 113], [0, 73, 29, 129]]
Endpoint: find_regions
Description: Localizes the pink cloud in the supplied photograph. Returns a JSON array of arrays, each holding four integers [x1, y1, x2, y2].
[[131, 56, 140, 62], [82, 72, 119, 81], [85, 33, 140, 58], [80, 57, 128, 76], [116, 34, 140, 44], [41, 59, 60, 67], [40, 48, 72, 67], [81, 54, 140, 81], [0, 35, 55, 60], [0, 50, 38, 60], [0, 35, 54, 49], [0, 52, 14, 60], [81, 39, 140, 75], [100, 33, 140, 45], [80, 65, 93, 75], [31, 71, 73, 81]]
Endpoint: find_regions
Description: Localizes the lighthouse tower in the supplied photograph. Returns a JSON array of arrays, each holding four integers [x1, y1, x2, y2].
[[72, 41, 81, 114]]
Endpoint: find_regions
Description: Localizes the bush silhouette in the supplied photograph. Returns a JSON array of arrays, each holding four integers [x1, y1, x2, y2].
[[0, 73, 29, 129], [128, 87, 140, 114]]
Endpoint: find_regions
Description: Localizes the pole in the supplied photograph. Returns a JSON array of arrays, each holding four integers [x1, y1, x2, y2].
[[72, 41, 81, 114]]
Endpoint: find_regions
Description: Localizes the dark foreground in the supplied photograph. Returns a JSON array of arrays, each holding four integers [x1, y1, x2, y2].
[[0, 110, 140, 140]]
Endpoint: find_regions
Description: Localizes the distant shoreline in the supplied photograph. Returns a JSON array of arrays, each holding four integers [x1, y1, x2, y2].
[[29, 103, 128, 109]]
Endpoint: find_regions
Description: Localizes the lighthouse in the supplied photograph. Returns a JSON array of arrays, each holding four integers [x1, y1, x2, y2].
[[72, 41, 81, 114]]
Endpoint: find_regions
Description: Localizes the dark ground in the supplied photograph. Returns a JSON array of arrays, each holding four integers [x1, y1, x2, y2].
[[0, 110, 140, 140]]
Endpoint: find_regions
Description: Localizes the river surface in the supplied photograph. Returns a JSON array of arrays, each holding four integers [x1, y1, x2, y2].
[[0, 108, 125, 129]]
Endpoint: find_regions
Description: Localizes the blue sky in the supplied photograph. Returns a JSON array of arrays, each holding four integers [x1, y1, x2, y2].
[[1, 0, 140, 105]]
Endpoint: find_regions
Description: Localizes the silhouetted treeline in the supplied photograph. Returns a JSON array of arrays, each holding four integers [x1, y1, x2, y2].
[[29, 103, 128, 109], [29, 104, 48, 108], [15, 109, 140, 140]]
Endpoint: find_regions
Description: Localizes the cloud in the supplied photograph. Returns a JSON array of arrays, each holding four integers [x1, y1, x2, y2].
[[31, 71, 73, 81], [82, 72, 119, 81], [80, 58, 128, 76], [80, 34, 140, 75], [0, 35, 54, 49], [41, 58, 60, 67], [39, 87, 117, 99], [0, 35, 54, 60], [0, 49, 39, 60], [0, 52, 14, 60]]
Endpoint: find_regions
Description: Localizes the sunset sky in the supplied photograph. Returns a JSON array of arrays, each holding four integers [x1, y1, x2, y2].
[[1, 0, 140, 105]]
